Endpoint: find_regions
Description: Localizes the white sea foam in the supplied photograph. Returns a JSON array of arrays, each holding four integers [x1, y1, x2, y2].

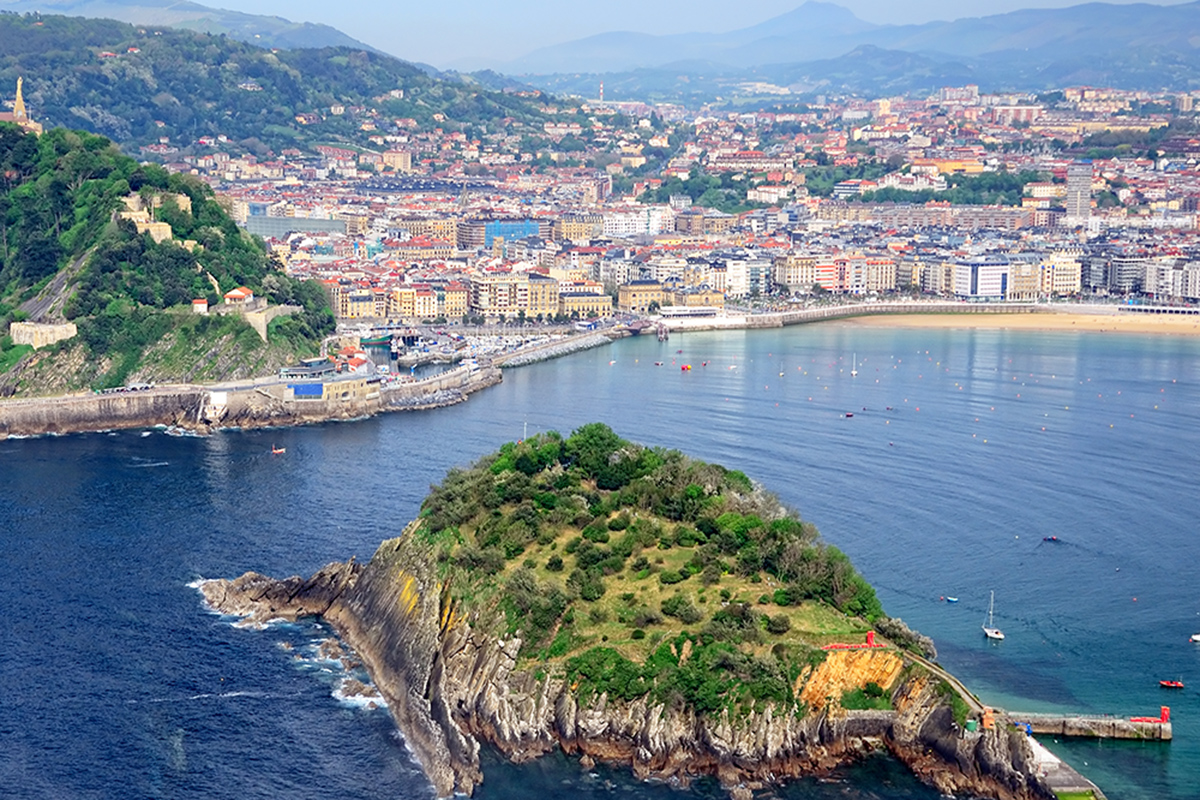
[[130, 461, 169, 468], [333, 679, 388, 710]]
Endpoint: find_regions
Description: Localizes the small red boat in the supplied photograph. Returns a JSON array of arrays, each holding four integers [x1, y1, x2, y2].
[[1160, 680, 1185, 689]]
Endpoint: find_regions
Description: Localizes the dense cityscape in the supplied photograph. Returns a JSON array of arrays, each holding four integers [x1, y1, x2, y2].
[[159, 84, 1200, 325]]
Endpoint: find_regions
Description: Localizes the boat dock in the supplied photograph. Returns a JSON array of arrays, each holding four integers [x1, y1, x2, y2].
[[1028, 736, 1109, 799], [1006, 706, 1172, 741]]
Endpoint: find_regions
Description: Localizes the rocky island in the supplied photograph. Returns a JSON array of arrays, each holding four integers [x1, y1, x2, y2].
[[201, 424, 1064, 800]]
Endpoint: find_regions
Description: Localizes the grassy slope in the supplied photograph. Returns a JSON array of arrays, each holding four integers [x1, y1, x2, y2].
[[414, 425, 906, 718]]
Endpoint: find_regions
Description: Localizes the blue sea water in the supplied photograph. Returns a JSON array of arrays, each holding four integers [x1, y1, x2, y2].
[[3, 322, 1199, 799]]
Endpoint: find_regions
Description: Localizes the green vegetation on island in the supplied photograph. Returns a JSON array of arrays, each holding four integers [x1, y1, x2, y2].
[[415, 423, 929, 719], [0, 123, 333, 394]]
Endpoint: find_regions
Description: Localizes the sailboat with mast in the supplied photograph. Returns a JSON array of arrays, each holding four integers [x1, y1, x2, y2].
[[983, 590, 1005, 640]]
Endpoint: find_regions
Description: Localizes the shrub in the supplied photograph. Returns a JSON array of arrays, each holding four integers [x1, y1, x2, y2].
[[875, 616, 937, 659], [546, 555, 564, 572], [661, 595, 704, 624], [568, 568, 606, 601], [706, 603, 762, 644], [608, 513, 631, 531], [766, 615, 791, 635], [582, 524, 611, 544], [840, 687, 891, 711], [658, 570, 686, 585], [631, 629, 646, 640]]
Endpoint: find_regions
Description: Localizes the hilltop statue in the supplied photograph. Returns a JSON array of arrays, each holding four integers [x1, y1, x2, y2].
[[0, 77, 42, 134]]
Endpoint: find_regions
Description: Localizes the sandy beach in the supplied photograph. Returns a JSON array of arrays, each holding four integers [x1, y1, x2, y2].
[[842, 309, 1200, 336]]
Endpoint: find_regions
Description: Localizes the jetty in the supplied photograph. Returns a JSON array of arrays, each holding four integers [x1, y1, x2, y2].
[[1006, 706, 1172, 741]]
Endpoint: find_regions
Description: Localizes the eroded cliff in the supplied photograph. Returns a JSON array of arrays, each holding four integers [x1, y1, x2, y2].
[[201, 532, 1051, 800]]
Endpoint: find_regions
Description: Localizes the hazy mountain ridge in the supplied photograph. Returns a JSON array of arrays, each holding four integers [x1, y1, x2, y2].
[[508, 0, 1200, 95], [0, 0, 381, 53]]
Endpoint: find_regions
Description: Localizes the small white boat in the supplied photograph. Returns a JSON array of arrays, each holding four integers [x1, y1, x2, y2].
[[851, 353, 858, 377], [983, 590, 1005, 640], [1190, 633, 1200, 643]]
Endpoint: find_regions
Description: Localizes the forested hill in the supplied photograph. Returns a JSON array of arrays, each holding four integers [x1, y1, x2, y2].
[[0, 13, 549, 153], [0, 124, 333, 395]]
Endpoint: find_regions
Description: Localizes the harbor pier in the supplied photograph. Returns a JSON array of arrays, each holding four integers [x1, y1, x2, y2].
[[1006, 706, 1172, 741]]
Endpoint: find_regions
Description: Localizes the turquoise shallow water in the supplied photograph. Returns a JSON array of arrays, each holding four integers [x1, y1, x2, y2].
[[2, 323, 1198, 799]]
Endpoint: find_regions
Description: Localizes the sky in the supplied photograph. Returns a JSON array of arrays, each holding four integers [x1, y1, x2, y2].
[[208, 0, 1194, 68]]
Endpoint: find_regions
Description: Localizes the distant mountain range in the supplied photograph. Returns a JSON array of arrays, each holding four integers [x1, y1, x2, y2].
[[0, 0, 382, 53], [506, 1, 1200, 97], [507, 1, 1200, 74]]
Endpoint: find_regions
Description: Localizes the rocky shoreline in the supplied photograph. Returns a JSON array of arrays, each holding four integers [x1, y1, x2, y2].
[[199, 532, 1058, 800]]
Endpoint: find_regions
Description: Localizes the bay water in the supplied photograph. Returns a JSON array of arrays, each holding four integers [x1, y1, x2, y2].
[[3, 322, 1198, 799]]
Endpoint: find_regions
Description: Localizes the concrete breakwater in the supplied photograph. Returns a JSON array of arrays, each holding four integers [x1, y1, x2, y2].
[[495, 331, 620, 367], [0, 365, 502, 438], [1010, 710, 1172, 741], [0, 387, 206, 438]]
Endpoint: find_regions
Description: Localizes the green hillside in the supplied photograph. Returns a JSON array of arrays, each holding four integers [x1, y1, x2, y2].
[[0, 13, 548, 152], [415, 424, 936, 720], [0, 124, 333, 395]]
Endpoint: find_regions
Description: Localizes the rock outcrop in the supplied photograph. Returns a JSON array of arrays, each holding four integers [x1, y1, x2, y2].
[[200, 531, 1056, 800]]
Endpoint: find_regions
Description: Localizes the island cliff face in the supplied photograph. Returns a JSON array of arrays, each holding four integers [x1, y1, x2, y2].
[[202, 533, 1050, 800], [200, 426, 1057, 800]]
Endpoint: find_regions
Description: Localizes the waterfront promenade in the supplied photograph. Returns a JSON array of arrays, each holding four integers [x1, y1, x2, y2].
[[658, 301, 1042, 331]]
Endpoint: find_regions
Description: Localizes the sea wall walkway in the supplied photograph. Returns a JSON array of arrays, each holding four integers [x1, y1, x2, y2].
[[660, 301, 1043, 332]]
